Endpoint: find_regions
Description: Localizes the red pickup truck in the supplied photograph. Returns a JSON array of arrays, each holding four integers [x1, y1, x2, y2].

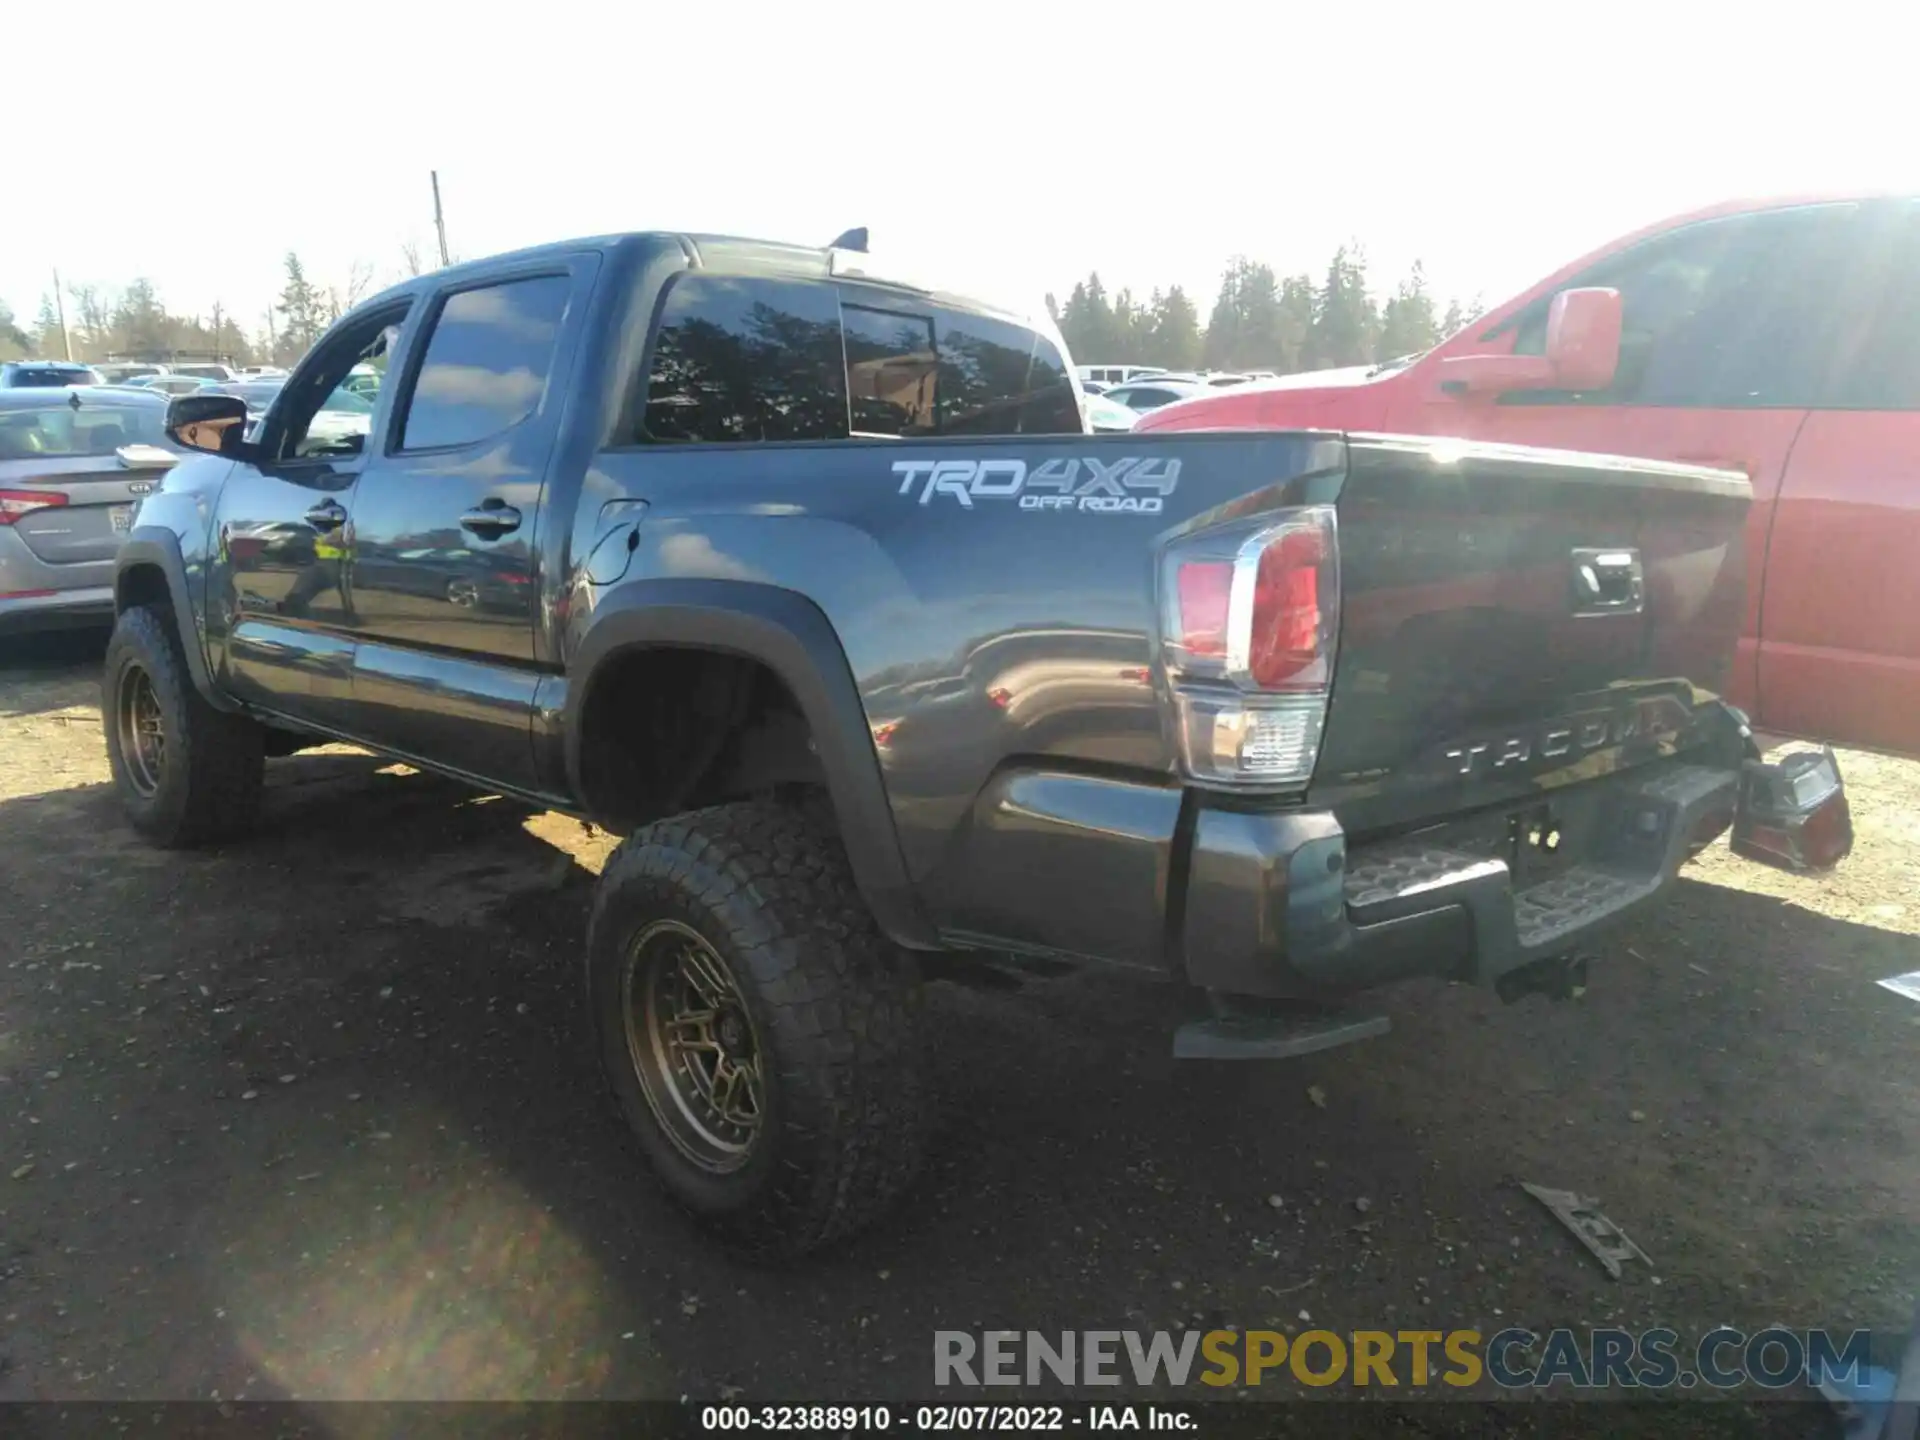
[[1140, 194, 1920, 758]]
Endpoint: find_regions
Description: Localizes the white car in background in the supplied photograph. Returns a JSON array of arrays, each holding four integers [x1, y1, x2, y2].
[[1083, 392, 1138, 432], [1100, 378, 1213, 413]]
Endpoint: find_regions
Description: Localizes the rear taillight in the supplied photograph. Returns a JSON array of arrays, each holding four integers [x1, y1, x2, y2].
[[0, 490, 68, 526], [1159, 505, 1339, 790]]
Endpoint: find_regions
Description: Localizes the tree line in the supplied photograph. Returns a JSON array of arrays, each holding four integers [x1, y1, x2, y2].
[[0, 251, 394, 369], [1047, 247, 1481, 374]]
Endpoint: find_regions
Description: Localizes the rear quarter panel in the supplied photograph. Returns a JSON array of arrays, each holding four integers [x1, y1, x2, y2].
[[562, 433, 1345, 921]]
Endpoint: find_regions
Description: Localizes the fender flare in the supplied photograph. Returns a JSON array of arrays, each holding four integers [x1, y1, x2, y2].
[[116, 527, 237, 712], [567, 578, 936, 949]]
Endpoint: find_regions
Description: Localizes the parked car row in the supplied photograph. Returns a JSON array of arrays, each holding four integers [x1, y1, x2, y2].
[[1, 360, 293, 390], [1076, 365, 1272, 414]]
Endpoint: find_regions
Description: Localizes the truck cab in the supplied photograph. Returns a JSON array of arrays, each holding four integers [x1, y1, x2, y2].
[[1140, 194, 1920, 758]]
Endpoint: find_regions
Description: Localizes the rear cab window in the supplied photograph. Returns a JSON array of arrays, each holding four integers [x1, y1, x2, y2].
[[634, 273, 1078, 444], [0, 398, 167, 459]]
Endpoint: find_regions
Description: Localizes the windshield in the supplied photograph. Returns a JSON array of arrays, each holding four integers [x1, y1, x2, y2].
[[0, 400, 167, 459]]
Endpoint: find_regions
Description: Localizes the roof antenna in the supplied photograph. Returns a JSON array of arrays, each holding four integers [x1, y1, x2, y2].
[[829, 227, 869, 253]]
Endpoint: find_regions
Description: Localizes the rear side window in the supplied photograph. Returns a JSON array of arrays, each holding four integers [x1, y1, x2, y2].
[[843, 304, 937, 435], [643, 275, 849, 443], [399, 274, 571, 451], [1830, 203, 1920, 410], [941, 309, 1077, 434], [0, 401, 166, 459], [842, 293, 1079, 438], [636, 274, 1079, 443]]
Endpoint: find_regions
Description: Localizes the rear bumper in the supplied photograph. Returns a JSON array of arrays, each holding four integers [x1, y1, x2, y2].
[[0, 583, 115, 635], [1180, 760, 1744, 999], [0, 526, 115, 635], [945, 736, 1850, 1003]]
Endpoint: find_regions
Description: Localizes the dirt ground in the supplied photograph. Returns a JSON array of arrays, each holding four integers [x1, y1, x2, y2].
[[1, 628, 1915, 1426]]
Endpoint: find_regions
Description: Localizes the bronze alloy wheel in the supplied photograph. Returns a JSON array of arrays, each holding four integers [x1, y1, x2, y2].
[[623, 919, 766, 1173], [116, 664, 167, 798]]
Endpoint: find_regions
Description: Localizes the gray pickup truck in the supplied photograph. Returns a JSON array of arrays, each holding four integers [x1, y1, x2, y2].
[[106, 228, 1851, 1255]]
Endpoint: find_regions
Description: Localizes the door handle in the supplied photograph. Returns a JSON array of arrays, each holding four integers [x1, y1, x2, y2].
[[460, 502, 522, 538], [304, 499, 347, 529]]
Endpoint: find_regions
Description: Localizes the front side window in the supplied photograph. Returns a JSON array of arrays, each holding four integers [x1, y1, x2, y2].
[[1506, 203, 1858, 408], [275, 306, 408, 461], [399, 274, 571, 451]]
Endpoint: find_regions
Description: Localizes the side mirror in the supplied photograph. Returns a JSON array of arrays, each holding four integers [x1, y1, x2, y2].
[[1437, 287, 1622, 397], [165, 393, 251, 455]]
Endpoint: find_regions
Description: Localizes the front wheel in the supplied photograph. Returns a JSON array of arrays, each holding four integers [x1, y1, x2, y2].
[[586, 799, 927, 1256], [103, 604, 265, 847]]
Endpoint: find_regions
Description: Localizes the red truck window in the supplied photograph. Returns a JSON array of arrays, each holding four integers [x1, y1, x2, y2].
[[1831, 203, 1920, 410], [1502, 203, 1858, 409]]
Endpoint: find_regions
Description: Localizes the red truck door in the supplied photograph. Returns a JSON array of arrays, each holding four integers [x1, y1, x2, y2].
[[1386, 201, 1863, 723], [1758, 199, 1920, 753]]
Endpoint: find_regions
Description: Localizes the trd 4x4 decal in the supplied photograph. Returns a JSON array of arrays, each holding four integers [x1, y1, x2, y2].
[[893, 457, 1182, 514]]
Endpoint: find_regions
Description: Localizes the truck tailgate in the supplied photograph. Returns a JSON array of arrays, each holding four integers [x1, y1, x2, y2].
[[1312, 435, 1752, 836]]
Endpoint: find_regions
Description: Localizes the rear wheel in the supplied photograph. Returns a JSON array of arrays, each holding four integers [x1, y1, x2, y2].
[[586, 799, 927, 1257], [103, 604, 265, 846]]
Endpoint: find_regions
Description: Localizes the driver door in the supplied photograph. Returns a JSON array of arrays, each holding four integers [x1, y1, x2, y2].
[[209, 302, 413, 731]]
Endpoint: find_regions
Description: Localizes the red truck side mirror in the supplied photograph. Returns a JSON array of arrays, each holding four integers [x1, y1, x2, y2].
[[1437, 287, 1622, 397]]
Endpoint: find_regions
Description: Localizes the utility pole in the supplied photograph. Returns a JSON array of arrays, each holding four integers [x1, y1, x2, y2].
[[51, 267, 73, 361], [431, 170, 451, 268], [211, 300, 224, 361]]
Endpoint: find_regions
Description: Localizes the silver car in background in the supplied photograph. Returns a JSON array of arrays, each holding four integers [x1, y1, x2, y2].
[[0, 387, 178, 637]]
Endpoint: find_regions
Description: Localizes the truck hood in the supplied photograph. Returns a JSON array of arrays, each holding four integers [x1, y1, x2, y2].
[[1245, 363, 1382, 391], [1142, 363, 1398, 433]]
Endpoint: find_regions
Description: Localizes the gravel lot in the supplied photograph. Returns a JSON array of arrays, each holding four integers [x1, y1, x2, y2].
[[1, 628, 1916, 1429]]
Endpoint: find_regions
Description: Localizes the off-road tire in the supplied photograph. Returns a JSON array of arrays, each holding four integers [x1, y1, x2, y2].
[[586, 798, 927, 1257], [103, 604, 265, 846]]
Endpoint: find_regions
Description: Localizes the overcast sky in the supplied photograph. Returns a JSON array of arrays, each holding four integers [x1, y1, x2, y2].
[[5, 0, 1911, 338]]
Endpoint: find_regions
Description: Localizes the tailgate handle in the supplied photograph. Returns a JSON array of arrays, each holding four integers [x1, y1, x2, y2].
[[1570, 547, 1644, 616]]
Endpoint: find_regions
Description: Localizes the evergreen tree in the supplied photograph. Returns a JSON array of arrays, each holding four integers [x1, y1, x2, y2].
[[1305, 245, 1378, 369], [1275, 275, 1316, 372], [31, 295, 63, 358], [1202, 259, 1248, 371], [1058, 273, 1124, 363], [1148, 285, 1201, 370], [1374, 260, 1441, 363], [275, 252, 324, 362]]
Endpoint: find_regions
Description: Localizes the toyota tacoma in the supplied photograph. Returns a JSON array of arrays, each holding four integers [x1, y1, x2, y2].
[[104, 227, 1852, 1254]]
